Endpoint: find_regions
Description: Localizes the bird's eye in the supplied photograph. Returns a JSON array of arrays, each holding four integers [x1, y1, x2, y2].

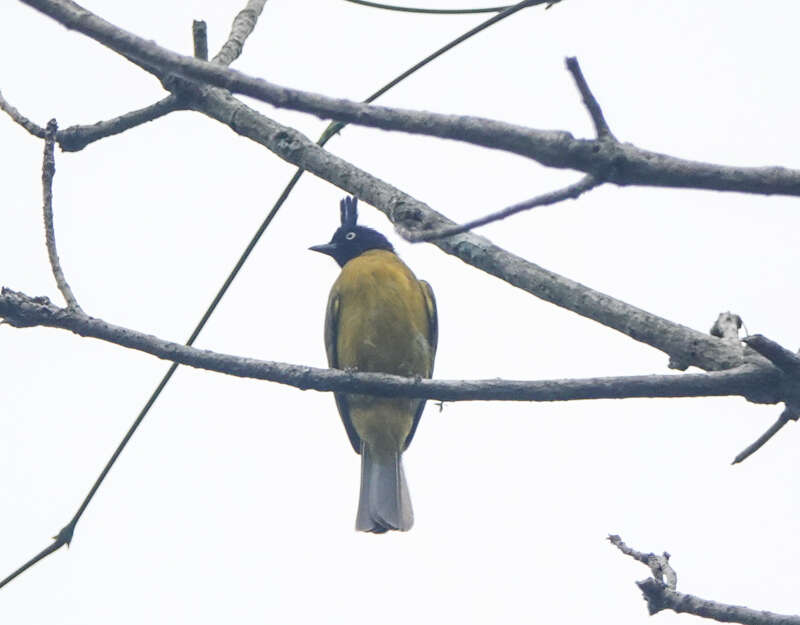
[[345, 231, 357, 240]]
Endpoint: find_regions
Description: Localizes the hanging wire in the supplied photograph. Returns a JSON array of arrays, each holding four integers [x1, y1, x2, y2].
[[343, 0, 513, 14]]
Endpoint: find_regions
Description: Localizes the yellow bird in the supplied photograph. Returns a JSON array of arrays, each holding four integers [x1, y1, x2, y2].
[[311, 197, 437, 532]]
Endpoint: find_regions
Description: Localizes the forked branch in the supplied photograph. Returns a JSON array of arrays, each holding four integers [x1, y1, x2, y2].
[[610, 535, 800, 625]]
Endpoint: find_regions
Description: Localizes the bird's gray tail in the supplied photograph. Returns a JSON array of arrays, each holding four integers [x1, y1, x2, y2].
[[356, 443, 413, 533]]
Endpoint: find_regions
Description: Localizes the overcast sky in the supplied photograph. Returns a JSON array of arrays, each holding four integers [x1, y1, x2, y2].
[[2, 1, 800, 624]]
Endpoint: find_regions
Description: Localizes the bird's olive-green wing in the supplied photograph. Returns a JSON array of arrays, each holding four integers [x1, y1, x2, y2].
[[403, 279, 438, 450], [421, 279, 438, 364], [325, 292, 362, 453]]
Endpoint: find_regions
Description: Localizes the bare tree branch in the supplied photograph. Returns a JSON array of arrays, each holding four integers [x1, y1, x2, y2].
[[57, 95, 182, 151], [0, 288, 782, 403], [19, 0, 800, 199], [41, 120, 82, 311], [392, 58, 606, 241], [608, 535, 677, 589], [742, 335, 800, 378], [731, 334, 800, 463], [636, 578, 800, 625], [610, 535, 800, 625], [211, 0, 268, 66], [404, 174, 600, 241], [0, 89, 45, 137], [49, 0, 536, 152], [706, 312, 791, 466]]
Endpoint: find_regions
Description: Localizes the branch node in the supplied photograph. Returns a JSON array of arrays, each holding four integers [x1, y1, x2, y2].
[[403, 174, 600, 242], [57, 96, 183, 152], [636, 577, 670, 615], [52, 521, 75, 547], [0, 89, 45, 137]]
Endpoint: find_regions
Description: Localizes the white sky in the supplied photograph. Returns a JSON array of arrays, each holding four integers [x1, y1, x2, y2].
[[2, 1, 800, 623]]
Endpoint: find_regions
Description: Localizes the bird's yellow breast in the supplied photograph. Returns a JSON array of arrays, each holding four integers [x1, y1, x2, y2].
[[332, 250, 433, 378]]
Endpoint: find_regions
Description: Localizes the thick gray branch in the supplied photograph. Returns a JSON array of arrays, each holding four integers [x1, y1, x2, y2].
[[0, 288, 781, 403], [637, 579, 800, 625], [19, 0, 800, 197]]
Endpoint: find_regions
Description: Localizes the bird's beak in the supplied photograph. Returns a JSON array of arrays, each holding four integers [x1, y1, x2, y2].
[[309, 242, 338, 256]]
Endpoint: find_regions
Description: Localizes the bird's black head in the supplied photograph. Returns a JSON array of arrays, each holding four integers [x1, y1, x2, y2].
[[310, 196, 394, 267]]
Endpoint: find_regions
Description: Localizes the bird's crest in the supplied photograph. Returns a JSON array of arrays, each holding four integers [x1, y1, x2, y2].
[[340, 196, 358, 228]]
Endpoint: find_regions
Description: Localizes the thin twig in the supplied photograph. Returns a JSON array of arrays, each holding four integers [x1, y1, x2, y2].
[[57, 95, 182, 152], [403, 174, 600, 242], [41, 119, 82, 312], [0, 89, 45, 137], [211, 0, 267, 66], [192, 20, 208, 60], [732, 406, 799, 464], [565, 56, 614, 139]]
